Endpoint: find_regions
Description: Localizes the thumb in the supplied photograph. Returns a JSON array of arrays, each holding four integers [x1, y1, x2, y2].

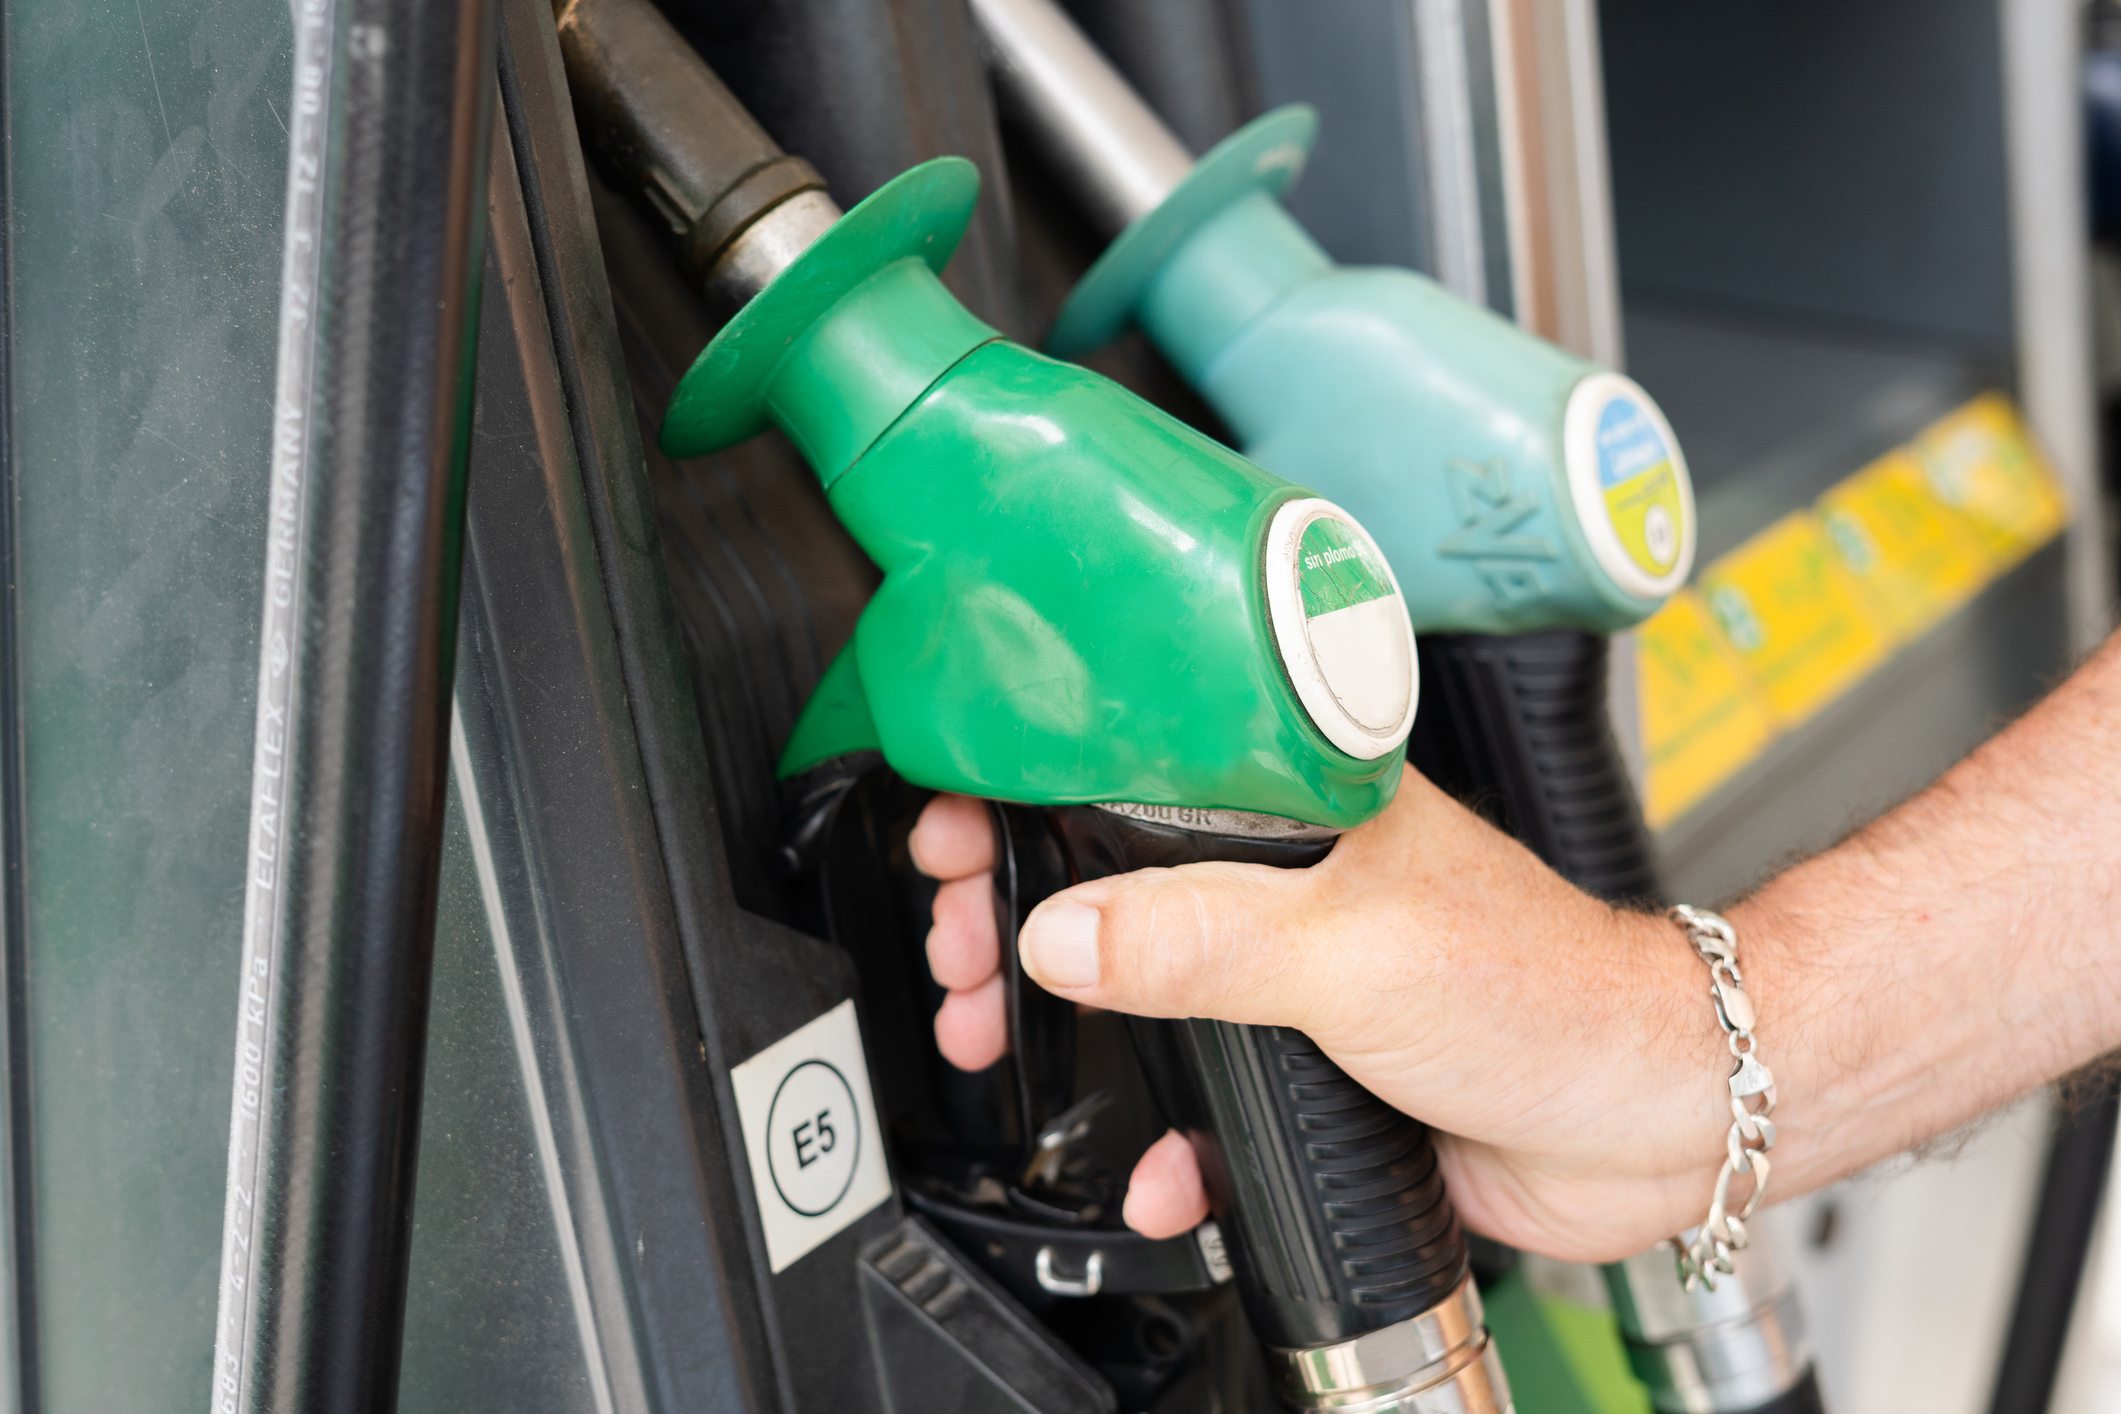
[[1017, 861, 1328, 1028]]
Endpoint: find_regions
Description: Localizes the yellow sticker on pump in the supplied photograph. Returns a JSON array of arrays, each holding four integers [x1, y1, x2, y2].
[[1913, 393, 2069, 565], [1816, 448, 1995, 640], [1636, 591, 1779, 828], [1694, 511, 1893, 728], [1640, 390, 2070, 833]]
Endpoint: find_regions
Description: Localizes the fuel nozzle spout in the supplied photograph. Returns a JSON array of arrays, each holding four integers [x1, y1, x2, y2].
[[554, 0, 841, 316]]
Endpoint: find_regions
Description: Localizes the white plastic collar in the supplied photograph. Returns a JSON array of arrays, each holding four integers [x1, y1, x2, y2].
[[1262, 497, 1419, 761]]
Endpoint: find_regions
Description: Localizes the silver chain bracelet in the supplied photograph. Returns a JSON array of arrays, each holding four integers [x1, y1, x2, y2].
[[1665, 904, 1777, 1292]]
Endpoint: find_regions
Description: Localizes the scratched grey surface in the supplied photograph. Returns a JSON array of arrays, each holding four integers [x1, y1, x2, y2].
[[396, 786, 602, 1414], [9, 2, 609, 1408], [9, 0, 287, 1403]]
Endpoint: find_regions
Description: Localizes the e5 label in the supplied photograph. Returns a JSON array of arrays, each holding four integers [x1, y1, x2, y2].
[[731, 999, 891, 1272]]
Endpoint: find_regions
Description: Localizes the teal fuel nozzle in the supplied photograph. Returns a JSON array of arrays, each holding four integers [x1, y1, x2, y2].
[[971, 0, 1697, 636], [556, 0, 1417, 831]]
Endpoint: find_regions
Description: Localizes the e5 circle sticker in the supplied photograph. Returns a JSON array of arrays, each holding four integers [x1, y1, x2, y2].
[[765, 1060, 859, 1216], [731, 999, 891, 1272]]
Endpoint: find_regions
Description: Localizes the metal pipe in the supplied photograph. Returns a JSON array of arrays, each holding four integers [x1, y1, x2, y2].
[[967, 0, 1193, 235], [208, 0, 496, 1405]]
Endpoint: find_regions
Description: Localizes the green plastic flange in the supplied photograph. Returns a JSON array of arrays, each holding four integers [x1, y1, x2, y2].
[[660, 157, 989, 464], [1046, 104, 1317, 359]]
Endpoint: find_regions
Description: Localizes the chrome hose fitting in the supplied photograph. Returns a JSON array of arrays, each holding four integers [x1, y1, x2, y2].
[[1267, 1274, 1515, 1413], [1605, 1216, 1811, 1413], [554, 0, 841, 319]]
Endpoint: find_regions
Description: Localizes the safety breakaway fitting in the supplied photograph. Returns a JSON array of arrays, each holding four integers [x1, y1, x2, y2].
[[1667, 904, 1777, 1292]]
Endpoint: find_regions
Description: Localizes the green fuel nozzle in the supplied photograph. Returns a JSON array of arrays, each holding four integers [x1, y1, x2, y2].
[[972, 0, 1697, 637], [555, 0, 1414, 833], [563, 8, 1508, 1400]]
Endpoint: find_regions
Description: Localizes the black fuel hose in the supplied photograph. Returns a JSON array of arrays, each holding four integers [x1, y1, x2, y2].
[[1408, 631, 1658, 905], [207, 0, 496, 1408], [1987, 1084, 2121, 1414]]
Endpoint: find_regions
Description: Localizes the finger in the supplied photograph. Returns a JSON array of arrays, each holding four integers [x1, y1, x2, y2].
[[909, 794, 995, 880], [1014, 860, 1329, 1029], [926, 874, 999, 991], [934, 974, 1008, 1071], [1122, 1130, 1210, 1239]]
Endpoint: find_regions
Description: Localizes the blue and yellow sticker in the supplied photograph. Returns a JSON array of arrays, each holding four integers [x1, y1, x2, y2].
[[1594, 396, 1686, 581]]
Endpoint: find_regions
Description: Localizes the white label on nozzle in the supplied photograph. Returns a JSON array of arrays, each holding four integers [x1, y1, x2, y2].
[[1264, 498, 1418, 760], [1563, 373, 1696, 599]]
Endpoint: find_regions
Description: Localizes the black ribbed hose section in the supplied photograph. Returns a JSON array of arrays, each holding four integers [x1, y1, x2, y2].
[[1047, 808, 1468, 1349], [208, 0, 495, 1409], [1755, 1370, 1828, 1414], [1408, 631, 1658, 905]]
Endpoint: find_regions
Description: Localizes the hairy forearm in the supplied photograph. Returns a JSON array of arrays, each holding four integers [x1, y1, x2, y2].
[[1734, 630, 2121, 1199]]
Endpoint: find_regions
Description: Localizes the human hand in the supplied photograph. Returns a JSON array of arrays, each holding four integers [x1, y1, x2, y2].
[[910, 768, 1755, 1264]]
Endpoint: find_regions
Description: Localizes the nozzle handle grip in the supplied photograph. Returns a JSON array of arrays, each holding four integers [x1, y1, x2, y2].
[[1008, 808, 1468, 1348], [989, 803, 1080, 1143], [1127, 1015, 1465, 1347], [1410, 631, 1658, 904]]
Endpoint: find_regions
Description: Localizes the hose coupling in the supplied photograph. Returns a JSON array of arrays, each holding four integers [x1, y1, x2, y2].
[[553, 0, 841, 315], [1606, 1222, 1812, 1413], [1267, 1274, 1514, 1413]]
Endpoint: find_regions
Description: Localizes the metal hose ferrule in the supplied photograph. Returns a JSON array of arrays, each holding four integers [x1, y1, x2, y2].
[[1267, 1274, 1514, 1414], [555, 0, 842, 315], [1606, 1226, 1811, 1413]]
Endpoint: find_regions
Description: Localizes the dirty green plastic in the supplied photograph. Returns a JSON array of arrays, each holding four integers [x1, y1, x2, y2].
[[1050, 107, 1697, 636], [1481, 1268, 1653, 1414], [661, 158, 992, 477], [662, 159, 1404, 828]]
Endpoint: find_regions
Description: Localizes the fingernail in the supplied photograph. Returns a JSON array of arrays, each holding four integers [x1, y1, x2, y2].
[[1022, 901, 1100, 989]]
